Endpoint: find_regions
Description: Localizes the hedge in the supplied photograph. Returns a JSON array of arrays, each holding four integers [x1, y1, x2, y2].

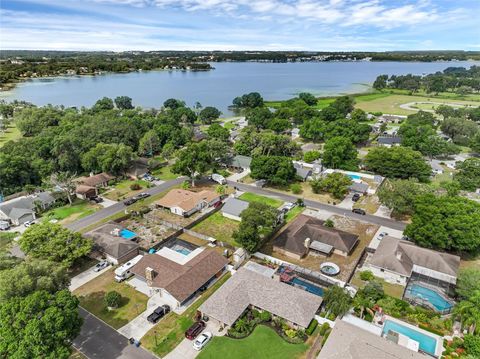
[[306, 319, 318, 335], [418, 324, 444, 336]]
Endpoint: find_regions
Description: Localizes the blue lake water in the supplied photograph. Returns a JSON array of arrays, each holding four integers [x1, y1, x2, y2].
[[1, 61, 477, 114], [382, 320, 438, 356]]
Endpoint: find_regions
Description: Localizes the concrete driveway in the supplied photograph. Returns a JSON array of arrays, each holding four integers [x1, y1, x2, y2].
[[99, 197, 118, 208], [337, 196, 354, 210], [69, 262, 109, 291]]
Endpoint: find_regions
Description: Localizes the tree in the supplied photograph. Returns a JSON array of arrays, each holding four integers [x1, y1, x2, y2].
[[404, 194, 480, 252], [81, 142, 135, 175], [199, 106, 221, 124], [138, 130, 161, 156], [93, 97, 114, 111], [454, 291, 480, 334], [47, 172, 76, 205], [350, 108, 368, 122], [266, 118, 291, 133], [207, 123, 230, 141], [377, 179, 432, 216], [170, 107, 196, 124], [245, 107, 272, 130], [464, 334, 480, 356], [0, 259, 70, 301], [114, 96, 134, 110], [172, 142, 212, 186], [104, 291, 122, 308], [373, 74, 388, 90], [163, 98, 185, 110], [322, 137, 358, 170], [0, 289, 82, 359], [455, 158, 480, 191], [250, 155, 296, 186], [456, 268, 480, 300], [328, 96, 355, 118], [19, 222, 93, 266], [471, 131, 480, 153], [310, 172, 352, 199], [323, 285, 352, 318], [233, 202, 278, 252], [303, 150, 321, 163], [364, 147, 431, 182], [440, 117, 478, 145], [419, 136, 459, 159], [298, 92, 317, 106], [232, 92, 264, 108]]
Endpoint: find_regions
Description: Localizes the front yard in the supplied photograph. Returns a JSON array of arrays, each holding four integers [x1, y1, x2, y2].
[[239, 192, 282, 208], [103, 179, 153, 201], [191, 211, 240, 246], [352, 195, 380, 215], [152, 164, 178, 181], [73, 269, 149, 329], [198, 325, 309, 359], [42, 200, 101, 225], [141, 273, 231, 357]]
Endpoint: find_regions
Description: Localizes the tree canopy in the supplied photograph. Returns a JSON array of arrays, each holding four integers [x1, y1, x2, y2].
[[310, 172, 352, 199], [455, 158, 480, 191], [322, 136, 358, 170], [377, 179, 432, 216], [250, 155, 297, 186]]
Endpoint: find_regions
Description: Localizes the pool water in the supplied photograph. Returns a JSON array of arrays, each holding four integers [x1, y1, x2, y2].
[[382, 320, 437, 356], [119, 229, 137, 240], [175, 248, 191, 256], [291, 277, 324, 297], [406, 284, 453, 311], [348, 174, 362, 180]]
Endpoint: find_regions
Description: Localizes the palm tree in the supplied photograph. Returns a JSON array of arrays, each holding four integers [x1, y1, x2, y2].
[[453, 290, 480, 334], [354, 294, 374, 319], [234, 318, 250, 334], [324, 285, 352, 318]]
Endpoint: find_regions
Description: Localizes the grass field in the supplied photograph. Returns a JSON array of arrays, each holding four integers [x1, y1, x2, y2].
[[191, 211, 240, 246], [42, 200, 100, 225], [0, 124, 21, 148], [73, 269, 149, 329], [141, 273, 231, 357], [152, 165, 178, 181], [103, 179, 152, 201], [197, 325, 309, 359], [350, 271, 405, 299], [239, 192, 282, 208], [0, 232, 17, 253]]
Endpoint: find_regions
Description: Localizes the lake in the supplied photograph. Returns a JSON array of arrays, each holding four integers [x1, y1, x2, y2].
[[1, 61, 477, 114]]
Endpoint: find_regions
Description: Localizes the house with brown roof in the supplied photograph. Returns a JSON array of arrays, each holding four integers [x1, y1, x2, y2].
[[131, 247, 228, 308], [273, 214, 359, 259], [154, 189, 221, 217], [74, 172, 116, 199]]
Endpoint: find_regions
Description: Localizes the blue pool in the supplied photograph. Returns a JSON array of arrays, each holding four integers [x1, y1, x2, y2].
[[406, 284, 453, 311], [119, 229, 137, 240], [348, 174, 362, 180], [382, 320, 437, 356], [291, 277, 324, 297], [175, 248, 191, 256]]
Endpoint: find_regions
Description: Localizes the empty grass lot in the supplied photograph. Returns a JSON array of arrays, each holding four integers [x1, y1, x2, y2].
[[141, 273, 231, 357], [239, 192, 282, 208], [197, 325, 309, 359], [191, 211, 240, 246], [73, 269, 148, 329], [103, 179, 152, 201], [42, 200, 100, 225]]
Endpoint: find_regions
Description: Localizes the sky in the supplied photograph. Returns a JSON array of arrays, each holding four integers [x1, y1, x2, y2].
[[1, 0, 479, 51]]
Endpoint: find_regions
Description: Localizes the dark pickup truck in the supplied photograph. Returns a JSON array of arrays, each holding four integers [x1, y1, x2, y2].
[[147, 305, 170, 324]]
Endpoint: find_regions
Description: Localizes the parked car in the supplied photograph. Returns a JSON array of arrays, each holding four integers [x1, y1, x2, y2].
[[0, 221, 11, 231], [90, 196, 103, 203], [213, 201, 222, 209], [378, 232, 388, 239], [147, 305, 170, 324], [185, 321, 206, 340], [352, 193, 361, 202], [352, 208, 366, 215], [24, 220, 35, 227], [93, 261, 109, 272], [193, 332, 212, 351], [134, 192, 150, 200], [123, 198, 137, 206]]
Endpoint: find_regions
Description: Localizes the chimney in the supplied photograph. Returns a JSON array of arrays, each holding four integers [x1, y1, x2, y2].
[[145, 267, 156, 286], [304, 237, 311, 249], [395, 251, 402, 261]]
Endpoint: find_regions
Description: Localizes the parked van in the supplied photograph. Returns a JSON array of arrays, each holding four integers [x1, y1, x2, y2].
[[211, 173, 226, 185], [0, 221, 10, 231], [114, 255, 143, 282]]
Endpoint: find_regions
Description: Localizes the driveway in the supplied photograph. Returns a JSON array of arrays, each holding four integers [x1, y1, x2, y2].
[[227, 169, 250, 182], [73, 308, 157, 359], [368, 226, 405, 251], [99, 197, 118, 208], [337, 196, 354, 210], [69, 263, 111, 291]]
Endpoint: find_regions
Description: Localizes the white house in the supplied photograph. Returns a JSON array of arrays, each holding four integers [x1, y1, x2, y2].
[[155, 189, 221, 217]]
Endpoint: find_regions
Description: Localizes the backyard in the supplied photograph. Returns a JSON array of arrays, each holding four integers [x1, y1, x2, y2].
[[42, 200, 101, 225], [191, 211, 240, 246], [141, 273, 231, 357], [0, 232, 17, 253], [197, 325, 309, 359], [73, 269, 149, 329], [350, 270, 405, 299]]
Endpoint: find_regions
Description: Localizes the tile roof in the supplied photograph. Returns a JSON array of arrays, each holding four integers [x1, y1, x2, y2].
[[318, 320, 426, 359], [199, 266, 322, 328], [131, 249, 228, 303], [273, 214, 359, 256]]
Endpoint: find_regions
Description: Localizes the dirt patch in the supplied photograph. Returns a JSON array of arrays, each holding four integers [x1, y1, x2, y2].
[[120, 215, 176, 249]]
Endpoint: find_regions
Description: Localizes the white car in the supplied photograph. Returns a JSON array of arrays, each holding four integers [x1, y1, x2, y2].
[[24, 220, 35, 227], [93, 261, 109, 272], [192, 332, 212, 351], [378, 232, 388, 239]]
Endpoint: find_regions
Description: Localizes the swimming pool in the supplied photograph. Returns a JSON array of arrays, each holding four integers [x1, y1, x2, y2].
[[291, 277, 324, 297], [348, 174, 362, 180], [175, 248, 191, 256], [119, 229, 137, 240], [382, 320, 437, 356], [406, 284, 453, 311]]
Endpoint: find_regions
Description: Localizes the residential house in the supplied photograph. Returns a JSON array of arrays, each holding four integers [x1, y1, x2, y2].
[[294, 163, 312, 181], [227, 155, 252, 171], [131, 247, 228, 308], [377, 136, 402, 147], [126, 157, 150, 180], [221, 197, 249, 221], [349, 182, 369, 194], [199, 266, 322, 330], [84, 223, 139, 264], [430, 161, 444, 175], [273, 214, 359, 259], [74, 172, 115, 199], [155, 189, 221, 217], [0, 192, 56, 225]]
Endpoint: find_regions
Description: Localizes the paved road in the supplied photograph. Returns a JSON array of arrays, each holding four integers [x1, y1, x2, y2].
[[229, 181, 407, 231], [66, 177, 185, 232], [73, 308, 157, 359]]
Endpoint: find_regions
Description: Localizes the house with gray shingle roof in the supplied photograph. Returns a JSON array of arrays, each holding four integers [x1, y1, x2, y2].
[[294, 164, 312, 181], [227, 155, 252, 171], [221, 197, 249, 221], [0, 192, 55, 226], [199, 266, 322, 329]]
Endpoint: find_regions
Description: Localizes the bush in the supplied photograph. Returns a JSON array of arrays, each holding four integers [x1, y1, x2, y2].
[[417, 324, 444, 336], [318, 322, 330, 336], [285, 329, 297, 339], [290, 183, 302, 194], [104, 291, 122, 308], [359, 270, 374, 281], [130, 183, 142, 190], [306, 319, 318, 335], [320, 330, 331, 346], [324, 219, 334, 228], [464, 335, 480, 357], [303, 150, 321, 163], [259, 311, 272, 322], [251, 309, 260, 318]]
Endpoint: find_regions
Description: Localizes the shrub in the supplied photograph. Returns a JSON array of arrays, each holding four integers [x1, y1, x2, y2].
[[359, 270, 374, 281], [181, 180, 191, 189], [321, 330, 331, 346], [464, 335, 480, 357], [303, 150, 321, 163], [259, 311, 272, 322], [306, 319, 318, 335], [318, 322, 330, 336], [290, 183, 302, 194], [130, 183, 142, 190], [251, 309, 260, 318], [104, 291, 122, 308], [324, 219, 334, 228], [285, 329, 297, 339]]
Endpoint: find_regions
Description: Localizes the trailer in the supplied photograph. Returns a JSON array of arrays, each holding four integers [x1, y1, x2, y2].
[[211, 173, 226, 185], [114, 255, 143, 282]]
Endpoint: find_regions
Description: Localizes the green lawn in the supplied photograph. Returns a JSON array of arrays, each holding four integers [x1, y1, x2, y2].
[[152, 164, 178, 181], [73, 269, 149, 329], [42, 200, 99, 225], [142, 273, 231, 357], [350, 271, 405, 299], [198, 325, 309, 359], [239, 192, 282, 208], [103, 179, 152, 201], [0, 232, 17, 253], [0, 124, 22, 148], [285, 206, 304, 223], [191, 211, 240, 246]]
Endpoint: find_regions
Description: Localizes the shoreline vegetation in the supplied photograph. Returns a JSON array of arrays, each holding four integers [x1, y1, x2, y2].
[[2, 50, 479, 92]]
